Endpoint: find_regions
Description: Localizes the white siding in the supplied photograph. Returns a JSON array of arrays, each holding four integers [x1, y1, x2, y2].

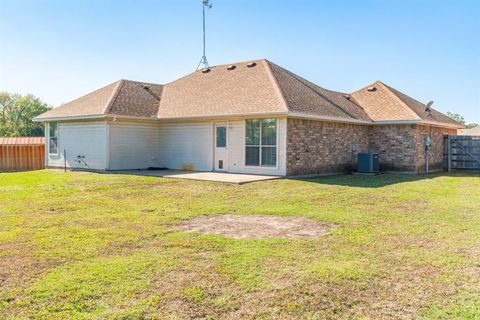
[[108, 120, 160, 170], [227, 118, 287, 176], [158, 122, 213, 171], [46, 121, 107, 170]]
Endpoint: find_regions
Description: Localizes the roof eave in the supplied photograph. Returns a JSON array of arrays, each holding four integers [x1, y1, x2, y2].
[[33, 114, 158, 122], [32, 114, 108, 122], [287, 112, 372, 124], [157, 111, 289, 121], [372, 119, 464, 129]]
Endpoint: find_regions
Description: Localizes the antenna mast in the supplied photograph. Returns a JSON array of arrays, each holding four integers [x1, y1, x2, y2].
[[196, 0, 212, 71]]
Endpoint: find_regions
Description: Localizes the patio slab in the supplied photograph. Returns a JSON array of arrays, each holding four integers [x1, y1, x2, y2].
[[113, 170, 281, 184]]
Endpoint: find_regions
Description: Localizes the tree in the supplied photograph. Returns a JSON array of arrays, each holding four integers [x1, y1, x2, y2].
[[0, 92, 51, 137], [446, 112, 478, 129]]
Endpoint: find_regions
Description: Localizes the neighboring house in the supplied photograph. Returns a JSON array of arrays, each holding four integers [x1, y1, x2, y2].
[[34, 59, 463, 175], [459, 125, 480, 136]]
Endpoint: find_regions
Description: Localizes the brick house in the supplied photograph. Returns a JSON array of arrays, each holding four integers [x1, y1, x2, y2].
[[34, 59, 463, 176]]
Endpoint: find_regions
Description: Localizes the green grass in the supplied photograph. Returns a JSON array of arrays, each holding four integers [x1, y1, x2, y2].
[[0, 169, 479, 319]]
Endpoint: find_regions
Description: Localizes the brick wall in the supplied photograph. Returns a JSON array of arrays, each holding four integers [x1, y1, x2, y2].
[[415, 125, 457, 173], [286, 119, 457, 175], [368, 124, 417, 171], [286, 119, 369, 175]]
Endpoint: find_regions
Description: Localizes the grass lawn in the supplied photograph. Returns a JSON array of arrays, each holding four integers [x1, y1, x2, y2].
[[0, 170, 479, 319]]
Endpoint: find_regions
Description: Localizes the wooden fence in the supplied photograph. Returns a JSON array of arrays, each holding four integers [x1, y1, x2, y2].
[[0, 137, 45, 172], [444, 135, 480, 171]]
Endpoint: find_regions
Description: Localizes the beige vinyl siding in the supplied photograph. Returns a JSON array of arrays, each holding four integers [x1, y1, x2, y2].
[[227, 117, 287, 176], [46, 121, 107, 170], [158, 121, 213, 171], [108, 120, 160, 170]]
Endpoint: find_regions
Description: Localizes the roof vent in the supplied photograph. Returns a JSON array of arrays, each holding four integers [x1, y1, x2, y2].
[[343, 94, 351, 100], [246, 62, 257, 68], [367, 86, 376, 92], [201, 68, 211, 74], [227, 65, 236, 70], [142, 84, 151, 90]]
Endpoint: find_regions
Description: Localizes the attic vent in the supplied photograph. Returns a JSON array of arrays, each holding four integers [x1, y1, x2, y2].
[[201, 68, 211, 74], [367, 86, 376, 92], [227, 65, 236, 70], [343, 94, 351, 100], [246, 62, 257, 68]]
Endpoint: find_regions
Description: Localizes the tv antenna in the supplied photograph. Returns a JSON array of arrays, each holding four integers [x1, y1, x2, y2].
[[196, 0, 213, 71], [425, 101, 434, 116]]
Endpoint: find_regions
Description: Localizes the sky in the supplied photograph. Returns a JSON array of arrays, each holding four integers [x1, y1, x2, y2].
[[0, 0, 479, 123]]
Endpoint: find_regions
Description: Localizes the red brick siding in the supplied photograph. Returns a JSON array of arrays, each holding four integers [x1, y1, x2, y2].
[[368, 125, 417, 171], [415, 125, 457, 173], [286, 119, 458, 175], [286, 119, 369, 175]]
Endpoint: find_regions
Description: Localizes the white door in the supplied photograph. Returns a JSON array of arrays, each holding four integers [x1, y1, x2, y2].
[[214, 123, 228, 171]]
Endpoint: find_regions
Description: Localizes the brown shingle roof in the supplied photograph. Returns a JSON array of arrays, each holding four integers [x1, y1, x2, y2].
[[267, 61, 371, 121], [35, 80, 121, 119], [34, 59, 462, 128], [158, 60, 288, 118], [459, 125, 480, 135], [351, 81, 463, 127], [106, 80, 162, 118], [34, 80, 163, 120]]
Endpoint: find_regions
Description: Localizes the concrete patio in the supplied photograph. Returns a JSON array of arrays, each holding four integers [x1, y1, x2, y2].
[[113, 169, 281, 184]]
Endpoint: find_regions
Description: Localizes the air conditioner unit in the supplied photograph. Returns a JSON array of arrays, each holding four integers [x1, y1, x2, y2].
[[357, 152, 380, 173]]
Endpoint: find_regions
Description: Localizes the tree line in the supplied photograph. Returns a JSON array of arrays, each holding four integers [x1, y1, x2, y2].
[[0, 92, 51, 137]]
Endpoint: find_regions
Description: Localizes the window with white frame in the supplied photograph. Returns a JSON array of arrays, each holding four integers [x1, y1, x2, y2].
[[245, 119, 276, 167], [49, 122, 58, 154]]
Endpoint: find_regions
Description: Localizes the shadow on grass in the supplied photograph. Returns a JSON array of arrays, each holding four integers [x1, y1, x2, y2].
[[290, 171, 479, 188]]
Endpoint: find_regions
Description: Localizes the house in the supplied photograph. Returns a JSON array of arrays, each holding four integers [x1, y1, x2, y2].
[[33, 59, 463, 176], [459, 125, 480, 136]]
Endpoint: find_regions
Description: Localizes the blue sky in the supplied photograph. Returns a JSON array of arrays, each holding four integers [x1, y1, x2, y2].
[[0, 0, 479, 123]]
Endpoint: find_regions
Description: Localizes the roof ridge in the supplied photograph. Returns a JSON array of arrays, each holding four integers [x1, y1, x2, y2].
[[120, 79, 163, 86], [263, 60, 289, 112], [350, 80, 380, 95], [207, 58, 267, 69], [377, 81, 422, 120], [103, 80, 124, 115]]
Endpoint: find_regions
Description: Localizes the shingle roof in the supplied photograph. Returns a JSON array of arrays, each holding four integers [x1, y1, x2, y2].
[[459, 125, 480, 136], [158, 60, 287, 118], [351, 81, 462, 127], [267, 61, 371, 121], [34, 80, 163, 120], [106, 80, 163, 118], [34, 59, 462, 128], [0, 137, 45, 145]]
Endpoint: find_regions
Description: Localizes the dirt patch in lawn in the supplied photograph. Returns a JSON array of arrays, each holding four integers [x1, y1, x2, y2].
[[177, 214, 334, 239]]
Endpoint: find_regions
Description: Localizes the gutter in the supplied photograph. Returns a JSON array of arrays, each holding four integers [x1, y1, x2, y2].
[[33, 114, 158, 122], [33, 112, 463, 129]]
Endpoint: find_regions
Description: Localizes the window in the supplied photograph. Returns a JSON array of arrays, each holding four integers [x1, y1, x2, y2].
[[245, 119, 276, 167], [216, 126, 226, 147], [49, 122, 58, 154]]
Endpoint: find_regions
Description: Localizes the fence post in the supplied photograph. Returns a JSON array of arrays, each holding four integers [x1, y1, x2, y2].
[[64, 149, 67, 172], [447, 135, 452, 172]]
